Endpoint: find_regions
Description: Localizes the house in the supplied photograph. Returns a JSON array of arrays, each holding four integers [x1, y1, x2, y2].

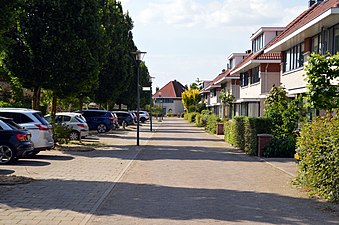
[[265, 0, 339, 110], [230, 27, 285, 117], [153, 80, 186, 115]]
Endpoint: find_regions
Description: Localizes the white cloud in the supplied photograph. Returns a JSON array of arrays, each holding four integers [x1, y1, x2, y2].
[[136, 0, 306, 29]]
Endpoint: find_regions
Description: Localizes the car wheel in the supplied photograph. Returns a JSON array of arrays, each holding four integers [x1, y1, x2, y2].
[[31, 150, 40, 156], [97, 123, 107, 133], [69, 131, 80, 140], [0, 145, 16, 164], [140, 117, 146, 123]]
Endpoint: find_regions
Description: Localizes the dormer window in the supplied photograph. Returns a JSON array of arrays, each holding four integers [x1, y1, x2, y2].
[[252, 33, 264, 53]]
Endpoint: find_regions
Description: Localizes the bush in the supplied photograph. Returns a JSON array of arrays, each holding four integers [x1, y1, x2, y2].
[[184, 113, 188, 120], [187, 112, 198, 123], [224, 116, 271, 154], [195, 113, 204, 127], [205, 114, 221, 134], [244, 117, 272, 155], [296, 116, 339, 202], [167, 112, 173, 117], [180, 112, 185, 118], [53, 124, 71, 144], [264, 136, 296, 157]]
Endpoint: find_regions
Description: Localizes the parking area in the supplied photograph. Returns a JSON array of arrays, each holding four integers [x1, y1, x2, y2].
[[0, 122, 156, 225]]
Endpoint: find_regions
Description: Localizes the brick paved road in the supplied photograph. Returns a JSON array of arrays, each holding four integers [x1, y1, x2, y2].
[[0, 118, 338, 225]]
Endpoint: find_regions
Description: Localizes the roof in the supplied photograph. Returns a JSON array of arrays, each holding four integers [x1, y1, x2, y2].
[[200, 69, 240, 93], [153, 80, 186, 98], [266, 0, 339, 52], [231, 50, 281, 75]]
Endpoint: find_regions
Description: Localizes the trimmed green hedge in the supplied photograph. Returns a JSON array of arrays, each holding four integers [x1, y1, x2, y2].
[[187, 112, 198, 123], [296, 116, 339, 202], [224, 116, 271, 155], [184, 113, 188, 120], [195, 113, 204, 127], [205, 114, 221, 134]]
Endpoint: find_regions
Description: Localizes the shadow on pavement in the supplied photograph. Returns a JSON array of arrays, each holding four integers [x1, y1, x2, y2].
[[0, 169, 15, 175], [0, 180, 336, 224]]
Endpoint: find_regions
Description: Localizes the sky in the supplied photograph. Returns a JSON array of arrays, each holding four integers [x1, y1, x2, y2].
[[120, 0, 309, 90]]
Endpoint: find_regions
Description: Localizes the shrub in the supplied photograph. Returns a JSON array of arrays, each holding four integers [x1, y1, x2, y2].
[[244, 117, 272, 155], [224, 116, 246, 149], [296, 116, 339, 202], [205, 114, 221, 134], [184, 113, 188, 120], [187, 112, 198, 123], [195, 113, 204, 127], [53, 124, 71, 145], [264, 136, 296, 157], [180, 112, 185, 118], [167, 112, 173, 117]]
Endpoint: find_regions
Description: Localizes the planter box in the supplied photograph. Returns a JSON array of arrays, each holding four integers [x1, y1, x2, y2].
[[257, 134, 273, 157], [216, 123, 224, 135]]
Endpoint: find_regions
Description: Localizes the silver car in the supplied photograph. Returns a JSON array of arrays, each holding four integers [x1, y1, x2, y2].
[[45, 112, 89, 140], [0, 108, 54, 155]]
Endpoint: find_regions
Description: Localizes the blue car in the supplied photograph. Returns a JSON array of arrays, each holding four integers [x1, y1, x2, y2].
[[0, 117, 34, 164], [76, 110, 114, 133]]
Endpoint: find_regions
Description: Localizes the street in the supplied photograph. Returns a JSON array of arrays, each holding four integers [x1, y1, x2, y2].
[[0, 118, 338, 225]]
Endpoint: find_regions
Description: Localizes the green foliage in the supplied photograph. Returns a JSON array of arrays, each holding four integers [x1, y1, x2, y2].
[[296, 116, 339, 201], [205, 114, 221, 134], [180, 112, 185, 118], [264, 136, 296, 157], [182, 89, 201, 113], [53, 124, 71, 145], [195, 113, 203, 127], [187, 112, 198, 123], [183, 113, 188, 120], [219, 89, 235, 106], [305, 53, 339, 112], [244, 117, 272, 155], [224, 116, 271, 154], [166, 112, 173, 117]]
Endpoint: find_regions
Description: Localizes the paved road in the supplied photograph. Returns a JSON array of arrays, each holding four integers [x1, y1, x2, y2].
[[88, 118, 338, 225], [0, 118, 337, 225]]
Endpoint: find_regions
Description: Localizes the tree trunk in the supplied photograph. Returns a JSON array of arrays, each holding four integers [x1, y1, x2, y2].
[[32, 86, 41, 110], [51, 94, 57, 123]]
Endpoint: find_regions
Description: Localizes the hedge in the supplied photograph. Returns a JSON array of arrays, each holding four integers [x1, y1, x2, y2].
[[187, 112, 198, 123], [296, 116, 339, 202], [195, 113, 204, 127], [224, 116, 271, 155], [205, 114, 221, 134]]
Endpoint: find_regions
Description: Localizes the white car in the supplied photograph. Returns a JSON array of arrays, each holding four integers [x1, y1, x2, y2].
[[45, 112, 89, 140], [0, 108, 54, 154]]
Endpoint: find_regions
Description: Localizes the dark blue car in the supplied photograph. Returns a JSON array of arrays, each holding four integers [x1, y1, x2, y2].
[[0, 117, 34, 164], [77, 110, 114, 133]]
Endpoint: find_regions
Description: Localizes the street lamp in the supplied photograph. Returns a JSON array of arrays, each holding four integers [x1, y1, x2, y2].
[[131, 50, 146, 146], [149, 76, 155, 131], [158, 91, 163, 122]]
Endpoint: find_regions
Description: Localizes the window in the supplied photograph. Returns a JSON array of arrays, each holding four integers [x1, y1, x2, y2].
[[251, 66, 260, 84], [283, 42, 304, 72], [334, 26, 339, 54], [240, 72, 249, 87], [252, 34, 264, 53]]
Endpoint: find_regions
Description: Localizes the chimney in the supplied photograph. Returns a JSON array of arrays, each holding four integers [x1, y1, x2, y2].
[[309, 0, 315, 7], [245, 50, 252, 54]]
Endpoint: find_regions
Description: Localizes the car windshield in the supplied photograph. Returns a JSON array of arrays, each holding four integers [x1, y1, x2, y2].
[[5, 120, 22, 130], [75, 117, 86, 123]]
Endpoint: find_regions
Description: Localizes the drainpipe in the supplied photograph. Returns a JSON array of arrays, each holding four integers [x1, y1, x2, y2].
[[265, 63, 269, 93]]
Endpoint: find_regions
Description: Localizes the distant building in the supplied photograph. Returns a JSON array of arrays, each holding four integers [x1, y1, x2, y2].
[[153, 80, 186, 115]]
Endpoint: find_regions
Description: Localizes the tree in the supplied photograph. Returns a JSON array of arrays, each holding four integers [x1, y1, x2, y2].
[[304, 53, 339, 112], [219, 89, 235, 118], [3, 0, 106, 112], [264, 86, 300, 138], [94, 1, 136, 106], [182, 89, 201, 113]]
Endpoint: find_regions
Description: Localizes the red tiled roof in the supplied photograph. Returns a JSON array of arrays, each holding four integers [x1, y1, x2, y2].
[[267, 0, 339, 48], [201, 70, 231, 92], [153, 80, 185, 98]]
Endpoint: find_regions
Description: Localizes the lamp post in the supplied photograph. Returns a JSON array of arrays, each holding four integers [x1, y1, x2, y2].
[[158, 91, 162, 122], [131, 50, 146, 146], [149, 76, 155, 131]]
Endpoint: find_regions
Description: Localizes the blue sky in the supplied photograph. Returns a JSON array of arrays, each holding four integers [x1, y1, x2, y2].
[[120, 0, 309, 90]]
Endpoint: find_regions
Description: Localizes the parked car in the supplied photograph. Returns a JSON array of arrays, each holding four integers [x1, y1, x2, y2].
[[76, 109, 114, 133], [0, 117, 34, 164], [44, 112, 89, 140], [131, 110, 150, 123], [111, 112, 119, 130], [112, 111, 135, 127], [0, 108, 54, 155]]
